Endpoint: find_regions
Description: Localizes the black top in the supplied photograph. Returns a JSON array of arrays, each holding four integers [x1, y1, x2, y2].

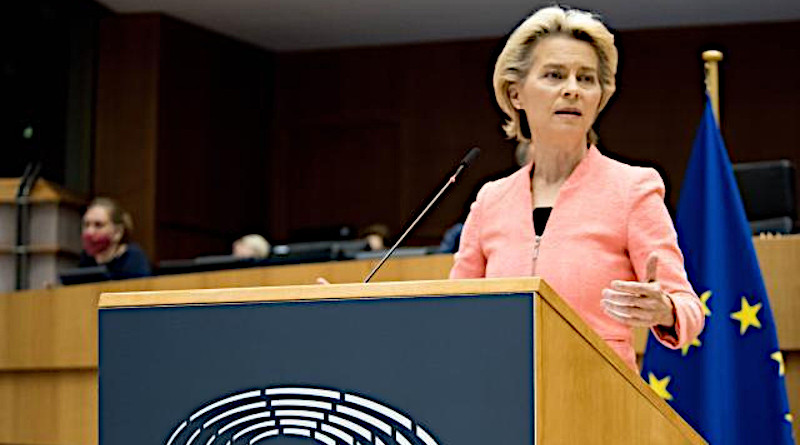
[[79, 242, 152, 280], [529, 165, 554, 236], [532, 207, 552, 236]]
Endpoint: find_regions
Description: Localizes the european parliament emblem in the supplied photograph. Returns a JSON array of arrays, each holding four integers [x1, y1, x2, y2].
[[165, 386, 440, 445]]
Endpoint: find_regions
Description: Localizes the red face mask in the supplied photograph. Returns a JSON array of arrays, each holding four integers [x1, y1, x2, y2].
[[82, 232, 113, 256]]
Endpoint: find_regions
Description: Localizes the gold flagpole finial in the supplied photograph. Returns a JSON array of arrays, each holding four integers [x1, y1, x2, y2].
[[702, 50, 723, 126]]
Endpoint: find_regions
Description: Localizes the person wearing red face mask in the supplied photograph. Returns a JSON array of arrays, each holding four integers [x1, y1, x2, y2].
[[78, 197, 151, 280]]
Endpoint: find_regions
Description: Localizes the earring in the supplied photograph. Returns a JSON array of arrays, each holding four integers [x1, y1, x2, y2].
[[518, 110, 532, 139]]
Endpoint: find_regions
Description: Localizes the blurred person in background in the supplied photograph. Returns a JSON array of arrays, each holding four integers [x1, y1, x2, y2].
[[232, 234, 271, 259], [79, 197, 151, 279], [360, 224, 390, 251]]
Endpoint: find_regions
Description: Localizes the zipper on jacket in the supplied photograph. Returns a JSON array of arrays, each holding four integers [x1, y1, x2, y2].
[[532, 235, 542, 275]]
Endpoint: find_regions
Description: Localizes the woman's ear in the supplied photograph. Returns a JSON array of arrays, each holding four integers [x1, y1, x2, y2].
[[509, 84, 522, 110], [112, 225, 124, 244]]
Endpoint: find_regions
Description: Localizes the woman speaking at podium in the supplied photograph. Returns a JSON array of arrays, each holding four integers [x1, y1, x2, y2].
[[450, 6, 704, 371]]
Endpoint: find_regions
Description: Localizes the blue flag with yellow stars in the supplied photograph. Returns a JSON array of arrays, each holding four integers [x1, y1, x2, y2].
[[641, 99, 794, 444]]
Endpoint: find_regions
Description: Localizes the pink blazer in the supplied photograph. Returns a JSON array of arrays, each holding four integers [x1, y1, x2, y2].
[[450, 146, 705, 370]]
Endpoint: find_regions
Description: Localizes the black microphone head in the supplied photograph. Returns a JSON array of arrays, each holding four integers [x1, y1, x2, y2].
[[461, 147, 481, 167]]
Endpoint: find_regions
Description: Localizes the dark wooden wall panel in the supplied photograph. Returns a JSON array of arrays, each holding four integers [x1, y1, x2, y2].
[[281, 122, 403, 232], [271, 40, 515, 244], [96, 17, 800, 258], [156, 15, 274, 259], [94, 15, 160, 257], [271, 21, 800, 245], [599, 21, 800, 211], [96, 14, 275, 262]]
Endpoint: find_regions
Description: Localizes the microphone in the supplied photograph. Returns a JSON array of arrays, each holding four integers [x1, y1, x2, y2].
[[363, 147, 480, 283], [460, 146, 480, 167]]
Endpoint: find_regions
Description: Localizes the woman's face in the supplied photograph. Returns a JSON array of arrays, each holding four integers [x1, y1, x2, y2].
[[510, 35, 602, 145], [82, 205, 121, 243]]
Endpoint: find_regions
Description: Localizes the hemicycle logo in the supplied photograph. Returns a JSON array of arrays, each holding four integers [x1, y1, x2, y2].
[[165, 385, 442, 445]]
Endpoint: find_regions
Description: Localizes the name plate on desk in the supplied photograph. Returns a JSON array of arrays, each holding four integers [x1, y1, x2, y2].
[[99, 292, 535, 444]]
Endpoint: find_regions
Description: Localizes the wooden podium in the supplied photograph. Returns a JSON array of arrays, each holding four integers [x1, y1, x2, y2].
[[99, 278, 705, 444], [0, 177, 85, 291]]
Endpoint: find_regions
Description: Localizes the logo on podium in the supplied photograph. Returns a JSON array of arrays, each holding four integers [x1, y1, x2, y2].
[[165, 385, 442, 445]]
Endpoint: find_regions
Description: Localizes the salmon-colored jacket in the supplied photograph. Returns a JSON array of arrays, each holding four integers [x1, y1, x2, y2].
[[450, 146, 705, 370]]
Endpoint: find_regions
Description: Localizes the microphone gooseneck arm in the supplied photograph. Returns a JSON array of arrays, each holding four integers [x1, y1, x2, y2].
[[363, 147, 480, 283]]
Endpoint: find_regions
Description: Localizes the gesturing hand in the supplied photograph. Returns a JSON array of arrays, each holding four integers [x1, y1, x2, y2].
[[601, 253, 675, 328]]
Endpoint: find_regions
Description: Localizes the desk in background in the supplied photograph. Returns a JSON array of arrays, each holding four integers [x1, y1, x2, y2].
[[1, 236, 798, 444]]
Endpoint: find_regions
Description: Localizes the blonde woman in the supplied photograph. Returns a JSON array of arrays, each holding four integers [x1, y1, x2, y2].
[[450, 6, 704, 371]]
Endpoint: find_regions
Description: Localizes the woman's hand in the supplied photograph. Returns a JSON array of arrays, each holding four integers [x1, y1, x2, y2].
[[602, 253, 675, 328]]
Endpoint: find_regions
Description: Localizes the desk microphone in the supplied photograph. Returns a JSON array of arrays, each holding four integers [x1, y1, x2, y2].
[[364, 147, 480, 283]]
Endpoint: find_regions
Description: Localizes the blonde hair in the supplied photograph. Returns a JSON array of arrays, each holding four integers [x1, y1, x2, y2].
[[493, 6, 618, 143], [235, 234, 271, 259]]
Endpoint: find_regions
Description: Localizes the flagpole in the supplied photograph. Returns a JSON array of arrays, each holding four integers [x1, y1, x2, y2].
[[702, 50, 723, 126]]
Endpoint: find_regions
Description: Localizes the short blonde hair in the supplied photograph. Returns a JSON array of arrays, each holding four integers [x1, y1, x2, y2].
[[493, 6, 618, 143], [235, 234, 270, 259]]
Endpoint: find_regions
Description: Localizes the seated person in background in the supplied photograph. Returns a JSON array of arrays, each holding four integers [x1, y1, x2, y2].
[[232, 234, 271, 259], [79, 197, 151, 279], [437, 223, 464, 253], [360, 224, 390, 251], [438, 142, 530, 255]]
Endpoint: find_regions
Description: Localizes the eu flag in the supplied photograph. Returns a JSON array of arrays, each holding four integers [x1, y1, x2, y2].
[[641, 99, 795, 444]]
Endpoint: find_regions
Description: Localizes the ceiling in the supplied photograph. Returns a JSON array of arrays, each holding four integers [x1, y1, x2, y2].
[[97, 0, 800, 51]]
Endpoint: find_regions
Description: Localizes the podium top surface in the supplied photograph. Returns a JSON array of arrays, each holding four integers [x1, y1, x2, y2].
[[98, 277, 551, 308], [0, 178, 86, 206]]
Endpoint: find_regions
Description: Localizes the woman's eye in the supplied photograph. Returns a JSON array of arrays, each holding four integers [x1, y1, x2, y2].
[[579, 75, 596, 83], [544, 71, 562, 79]]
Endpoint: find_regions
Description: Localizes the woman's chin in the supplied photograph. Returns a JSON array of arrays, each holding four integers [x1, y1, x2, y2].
[[540, 125, 589, 142]]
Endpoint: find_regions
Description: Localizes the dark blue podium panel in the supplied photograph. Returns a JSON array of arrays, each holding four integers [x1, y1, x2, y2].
[[100, 292, 534, 445]]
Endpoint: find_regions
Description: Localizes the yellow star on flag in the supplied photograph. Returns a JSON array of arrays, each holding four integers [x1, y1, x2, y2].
[[699, 290, 712, 317], [786, 413, 794, 423], [681, 337, 702, 356], [771, 351, 785, 376], [730, 296, 762, 335], [648, 372, 673, 401]]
